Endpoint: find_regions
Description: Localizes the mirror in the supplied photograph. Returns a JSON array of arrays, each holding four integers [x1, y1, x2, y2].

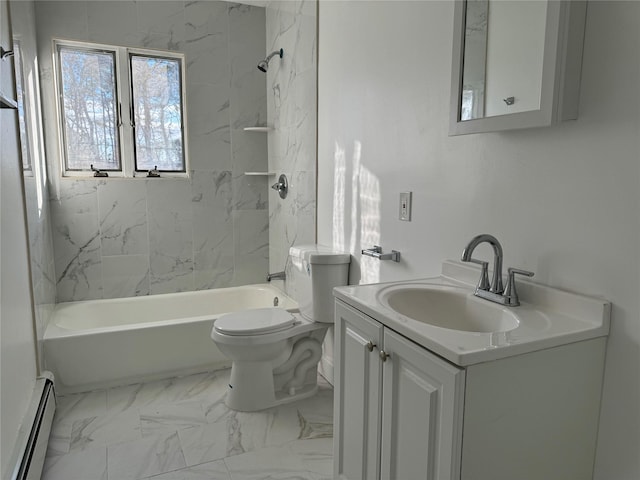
[[450, 0, 587, 135], [461, 0, 547, 120]]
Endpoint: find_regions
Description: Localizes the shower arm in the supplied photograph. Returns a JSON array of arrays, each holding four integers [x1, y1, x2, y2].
[[267, 48, 284, 62], [265, 48, 283, 62]]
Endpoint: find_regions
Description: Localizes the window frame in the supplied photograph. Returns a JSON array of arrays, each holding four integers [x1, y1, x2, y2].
[[53, 39, 189, 178], [128, 49, 187, 175], [13, 39, 33, 175]]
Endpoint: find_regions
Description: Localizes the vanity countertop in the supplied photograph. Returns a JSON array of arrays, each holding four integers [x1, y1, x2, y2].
[[333, 261, 610, 366]]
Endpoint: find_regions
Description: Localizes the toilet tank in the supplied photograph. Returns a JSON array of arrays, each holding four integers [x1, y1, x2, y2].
[[289, 245, 350, 323]]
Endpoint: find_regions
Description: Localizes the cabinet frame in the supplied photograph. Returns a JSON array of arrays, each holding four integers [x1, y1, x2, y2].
[[334, 300, 465, 480], [380, 329, 465, 480], [334, 301, 384, 480]]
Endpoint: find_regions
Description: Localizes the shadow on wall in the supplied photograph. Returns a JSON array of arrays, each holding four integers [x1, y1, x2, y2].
[[332, 139, 381, 285]]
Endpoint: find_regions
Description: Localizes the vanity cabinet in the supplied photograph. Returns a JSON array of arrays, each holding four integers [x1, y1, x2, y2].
[[334, 301, 465, 480], [333, 299, 607, 480]]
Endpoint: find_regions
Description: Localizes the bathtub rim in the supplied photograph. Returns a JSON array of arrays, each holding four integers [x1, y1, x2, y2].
[[45, 283, 298, 339]]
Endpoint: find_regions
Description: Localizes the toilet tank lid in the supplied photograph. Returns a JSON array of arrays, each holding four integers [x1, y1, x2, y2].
[[214, 308, 298, 335], [289, 244, 351, 265]]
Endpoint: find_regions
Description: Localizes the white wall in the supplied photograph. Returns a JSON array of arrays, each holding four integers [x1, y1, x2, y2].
[[318, 1, 639, 478], [0, 0, 39, 476]]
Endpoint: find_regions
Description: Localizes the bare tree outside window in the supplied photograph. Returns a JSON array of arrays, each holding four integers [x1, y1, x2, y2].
[[130, 55, 184, 172], [58, 46, 120, 171]]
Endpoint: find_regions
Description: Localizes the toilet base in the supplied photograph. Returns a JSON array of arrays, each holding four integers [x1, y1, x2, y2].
[[225, 361, 319, 411]]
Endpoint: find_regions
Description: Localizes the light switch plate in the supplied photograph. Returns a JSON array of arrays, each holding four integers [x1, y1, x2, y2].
[[399, 192, 412, 221]]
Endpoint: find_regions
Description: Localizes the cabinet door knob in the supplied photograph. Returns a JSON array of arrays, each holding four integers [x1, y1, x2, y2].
[[379, 350, 390, 362], [366, 340, 376, 352]]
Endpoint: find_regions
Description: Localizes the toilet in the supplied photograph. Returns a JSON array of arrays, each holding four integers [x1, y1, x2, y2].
[[211, 245, 350, 412]]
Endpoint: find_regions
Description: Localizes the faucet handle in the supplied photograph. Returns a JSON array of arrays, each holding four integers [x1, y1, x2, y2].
[[504, 267, 534, 306], [467, 258, 490, 291]]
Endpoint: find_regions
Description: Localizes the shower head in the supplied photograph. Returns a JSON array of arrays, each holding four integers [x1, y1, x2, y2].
[[257, 48, 283, 73], [257, 59, 268, 73]]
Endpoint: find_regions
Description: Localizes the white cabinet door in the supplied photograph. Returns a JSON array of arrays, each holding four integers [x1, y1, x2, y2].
[[334, 301, 384, 480], [380, 329, 465, 480]]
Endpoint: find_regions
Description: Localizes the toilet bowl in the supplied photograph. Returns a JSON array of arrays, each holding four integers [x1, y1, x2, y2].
[[212, 308, 328, 411], [210, 245, 350, 412]]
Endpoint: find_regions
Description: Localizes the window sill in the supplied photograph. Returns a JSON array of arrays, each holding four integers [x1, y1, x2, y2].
[[62, 172, 190, 179]]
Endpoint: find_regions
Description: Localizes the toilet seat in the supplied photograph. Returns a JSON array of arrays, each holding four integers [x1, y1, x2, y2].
[[214, 307, 298, 336]]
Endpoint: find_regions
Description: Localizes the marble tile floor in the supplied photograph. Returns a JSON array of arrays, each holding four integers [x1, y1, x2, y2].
[[42, 368, 333, 480]]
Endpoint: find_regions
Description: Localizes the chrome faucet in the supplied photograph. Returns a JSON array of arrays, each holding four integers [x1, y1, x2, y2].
[[461, 234, 534, 307], [266, 271, 286, 282], [461, 234, 504, 294]]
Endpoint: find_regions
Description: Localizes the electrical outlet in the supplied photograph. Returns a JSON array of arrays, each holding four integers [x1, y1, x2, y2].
[[399, 192, 412, 221]]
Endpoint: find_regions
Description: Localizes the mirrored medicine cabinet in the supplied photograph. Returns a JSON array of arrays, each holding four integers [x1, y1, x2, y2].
[[449, 0, 587, 136]]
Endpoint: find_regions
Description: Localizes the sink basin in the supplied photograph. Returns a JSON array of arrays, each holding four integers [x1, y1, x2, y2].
[[377, 285, 519, 333], [334, 261, 610, 365]]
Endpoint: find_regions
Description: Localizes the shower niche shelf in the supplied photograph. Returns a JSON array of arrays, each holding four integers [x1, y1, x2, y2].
[[244, 171, 275, 176], [0, 90, 17, 109], [243, 126, 273, 133]]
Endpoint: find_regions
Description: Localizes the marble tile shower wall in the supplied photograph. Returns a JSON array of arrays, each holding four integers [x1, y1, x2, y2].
[[266, 0, 317, 289], [24, 175, 57, 360], [36, 1, 270, 302]]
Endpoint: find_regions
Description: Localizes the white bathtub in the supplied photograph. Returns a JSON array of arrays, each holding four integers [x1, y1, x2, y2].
[[44, 284, 297, 394]]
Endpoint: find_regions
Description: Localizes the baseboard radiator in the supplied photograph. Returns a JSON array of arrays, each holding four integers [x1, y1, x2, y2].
[[8, 373, 56, 480]]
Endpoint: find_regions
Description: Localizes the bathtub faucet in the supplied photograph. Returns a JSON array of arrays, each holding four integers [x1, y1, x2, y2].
[[266, 271, 286, 282]]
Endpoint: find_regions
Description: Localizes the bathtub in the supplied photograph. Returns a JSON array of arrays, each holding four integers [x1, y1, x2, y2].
[[44, 284, 297, 394]]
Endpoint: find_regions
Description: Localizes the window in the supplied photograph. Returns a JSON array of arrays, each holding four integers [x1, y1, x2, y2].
[[14, 40, 32, 173], [58, 45, 120, 172], [130, 55, 184, 173], [55, 40, 187, 177]]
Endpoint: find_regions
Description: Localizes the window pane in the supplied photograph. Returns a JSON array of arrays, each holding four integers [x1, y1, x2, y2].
[[59, 46, 120, 171], [130, 55, 184, 172], [14, 42, 32, 172]]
